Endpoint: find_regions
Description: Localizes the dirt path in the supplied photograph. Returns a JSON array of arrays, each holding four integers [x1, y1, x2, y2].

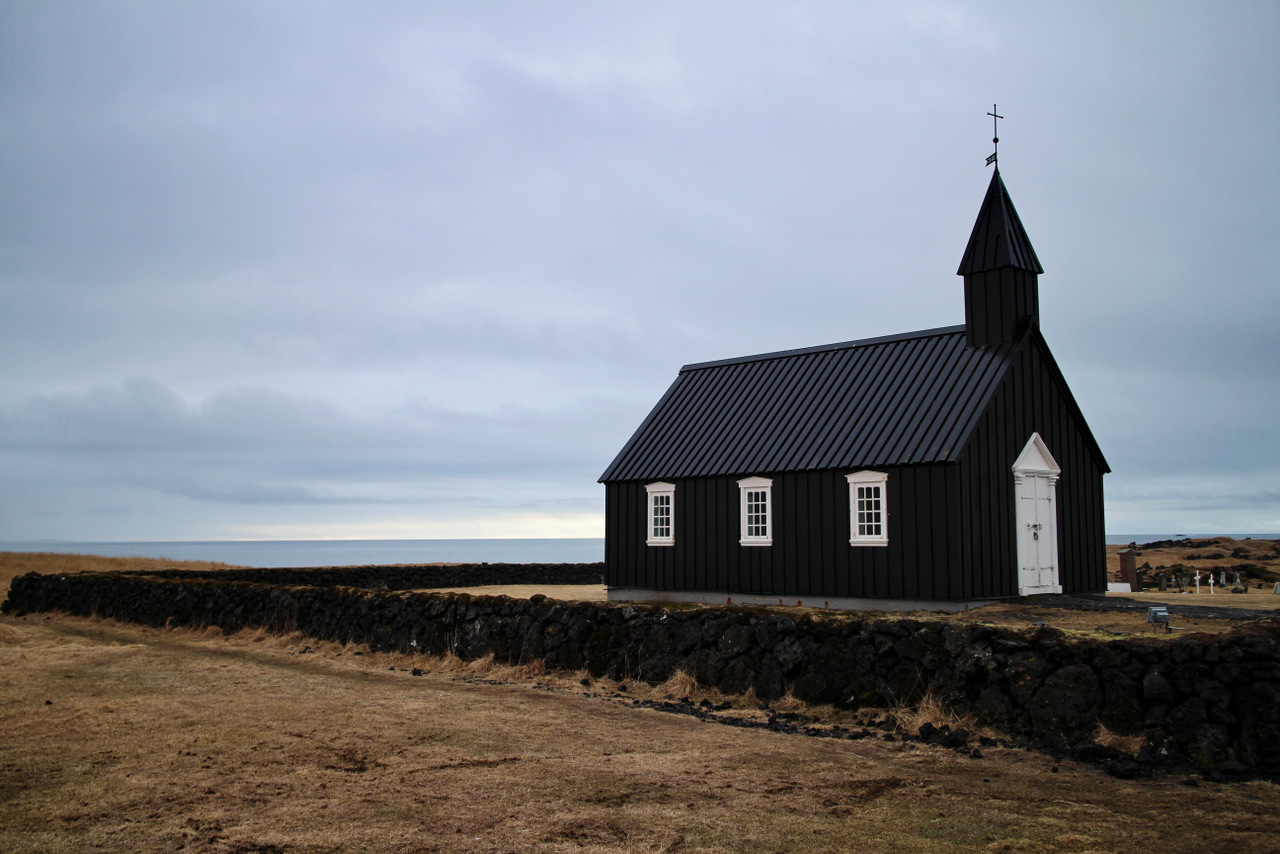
[[2, 614, 1277, 854]]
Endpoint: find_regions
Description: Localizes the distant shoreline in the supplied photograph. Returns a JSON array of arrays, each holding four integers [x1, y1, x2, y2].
[[1103, 533, 1280, 543], [0, 537, 605, 569], [6, 534, 1277, 546], [3, 534, 1278, 571]]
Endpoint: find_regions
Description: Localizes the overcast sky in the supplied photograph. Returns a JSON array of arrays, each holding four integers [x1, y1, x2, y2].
[[2, 1, 1277, 542]]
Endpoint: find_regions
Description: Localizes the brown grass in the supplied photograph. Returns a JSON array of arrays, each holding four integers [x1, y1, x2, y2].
[[422, 583, 607, 602], [4, 552, 1280, 851], [656, 669, 701, 699], [2, 611, 1278, 854], [1093, 723, 1147, 757], [889, 690, 986, 738], [0, 551, 242, 600], [1107, 589, 1280, 611], [910, 597, 1279, 638]]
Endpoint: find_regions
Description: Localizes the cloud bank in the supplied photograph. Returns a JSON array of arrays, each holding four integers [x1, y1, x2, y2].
[[1, 1, 1277, 540]]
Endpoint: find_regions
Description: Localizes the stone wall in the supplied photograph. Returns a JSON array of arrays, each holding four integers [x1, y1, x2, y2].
[[4, 569, 1277, 774]]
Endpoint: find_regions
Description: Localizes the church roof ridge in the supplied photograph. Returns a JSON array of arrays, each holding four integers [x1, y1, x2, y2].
[[680, 325, 967, 373]]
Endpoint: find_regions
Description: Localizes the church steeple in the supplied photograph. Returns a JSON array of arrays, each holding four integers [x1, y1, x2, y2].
[[957, 168, 1043, 348]]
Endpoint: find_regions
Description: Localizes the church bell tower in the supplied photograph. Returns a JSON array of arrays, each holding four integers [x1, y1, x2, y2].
[[956, 167, 1043, 348], [957, 108, 1044, 349]]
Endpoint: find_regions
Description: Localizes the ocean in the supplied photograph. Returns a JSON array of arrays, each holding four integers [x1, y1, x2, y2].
[[0, 538, 606, 568], [2, 533, 1276, 569]]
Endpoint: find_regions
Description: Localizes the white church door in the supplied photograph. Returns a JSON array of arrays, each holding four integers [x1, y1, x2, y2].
[[1013, 433, 1062, 595]]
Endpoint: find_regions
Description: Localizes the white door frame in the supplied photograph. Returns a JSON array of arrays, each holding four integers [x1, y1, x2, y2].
[[1012, 433, 1062, 595]]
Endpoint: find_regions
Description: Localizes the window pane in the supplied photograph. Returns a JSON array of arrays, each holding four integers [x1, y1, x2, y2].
[[855, 483, 883, 539], [651, 493, 672, 539], [745, 489, 768, 538]]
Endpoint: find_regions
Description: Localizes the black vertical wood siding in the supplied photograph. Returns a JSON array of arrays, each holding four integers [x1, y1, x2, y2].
[[957, 336, 1107, 596], [605, 463, 965, 600], [964, 268, 1039, 348]]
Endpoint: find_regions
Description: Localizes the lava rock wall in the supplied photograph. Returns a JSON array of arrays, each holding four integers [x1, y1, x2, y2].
[[4, 569, 1277, 773]]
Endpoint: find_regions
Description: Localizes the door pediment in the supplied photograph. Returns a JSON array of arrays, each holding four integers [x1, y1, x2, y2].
[[1012, 432, 1060, 478]]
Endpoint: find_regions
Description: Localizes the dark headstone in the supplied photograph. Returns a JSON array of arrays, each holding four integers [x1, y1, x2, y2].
[[1119, 550, 1138, 591]]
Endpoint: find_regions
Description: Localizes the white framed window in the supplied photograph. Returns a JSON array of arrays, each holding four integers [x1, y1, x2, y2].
[[737, 476, 773, 546], [846, 471, 888, 546], [645, 481, 675, 546]]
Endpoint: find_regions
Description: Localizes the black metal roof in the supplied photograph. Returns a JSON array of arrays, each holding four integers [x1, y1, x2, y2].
[[957, 169, 1043, 275], [600, 325, 1019, 482]]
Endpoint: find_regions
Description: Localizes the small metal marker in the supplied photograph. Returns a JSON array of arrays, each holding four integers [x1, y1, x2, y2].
[[1147, 606, 1171, 634], [986, 104, 1003, 168]]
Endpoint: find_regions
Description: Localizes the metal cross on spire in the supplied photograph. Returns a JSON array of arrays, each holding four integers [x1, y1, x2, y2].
[[985, 104, 1003, 168]]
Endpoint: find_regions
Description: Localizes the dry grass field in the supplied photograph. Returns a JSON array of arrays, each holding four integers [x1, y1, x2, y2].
[[1111, 590, 1280, 611], [422, 584, 607, 602], [0, 552, 242, 601], [1106, 537, 1280, 587], [3, 612, 1279, 854], [2, 551, 1280, 852], [910, 592, 1280, 638]]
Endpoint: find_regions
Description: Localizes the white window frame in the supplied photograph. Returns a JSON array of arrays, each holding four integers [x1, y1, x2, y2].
[[737, 476, 774, 546], [645, 481, 675, 546], [846, 470, 889, 547]]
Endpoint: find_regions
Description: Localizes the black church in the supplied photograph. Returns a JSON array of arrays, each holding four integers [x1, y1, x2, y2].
[[599, 165, 1109, 609]]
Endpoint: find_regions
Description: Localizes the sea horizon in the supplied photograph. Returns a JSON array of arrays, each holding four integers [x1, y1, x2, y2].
[[0, 538, 606, 568], [3, 532, 1278, 569]]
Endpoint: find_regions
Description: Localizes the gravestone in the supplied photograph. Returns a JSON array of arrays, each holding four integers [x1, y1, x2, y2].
[[1119, 550, 1139, 592]]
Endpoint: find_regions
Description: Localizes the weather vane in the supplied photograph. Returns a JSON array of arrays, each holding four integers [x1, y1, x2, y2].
[[986, 104, 1003, 168]]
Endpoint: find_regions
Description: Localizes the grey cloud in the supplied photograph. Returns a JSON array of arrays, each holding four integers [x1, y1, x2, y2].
[[1, 1, 1277, 539], [0, 377, 628, 468]]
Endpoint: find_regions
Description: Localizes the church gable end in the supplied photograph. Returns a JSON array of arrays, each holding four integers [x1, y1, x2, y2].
[[954, 331, 1108, 597]]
